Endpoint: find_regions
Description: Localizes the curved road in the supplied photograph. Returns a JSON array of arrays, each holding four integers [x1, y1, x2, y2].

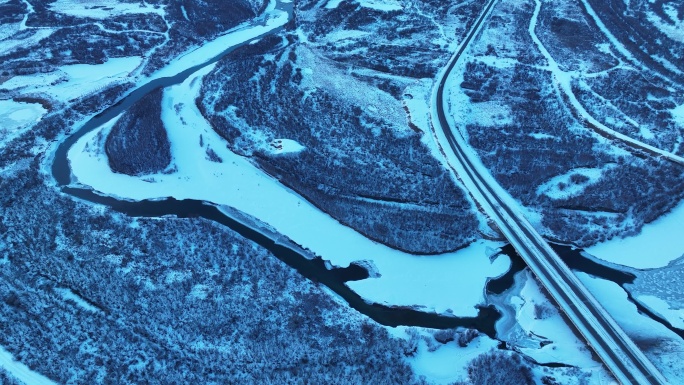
[[433, 0, 668, 383]]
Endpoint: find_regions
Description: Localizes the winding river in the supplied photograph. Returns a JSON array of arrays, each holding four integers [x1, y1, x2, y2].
[[49, 0, 505, 337], [48, 0, 682, 345]]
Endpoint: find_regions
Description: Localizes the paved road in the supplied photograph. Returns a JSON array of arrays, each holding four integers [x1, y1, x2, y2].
[[433, 0, 668, 383]]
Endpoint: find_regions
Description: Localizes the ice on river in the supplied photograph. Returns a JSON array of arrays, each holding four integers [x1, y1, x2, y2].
[[586, 198, 684, 269], [69, 63, 510, 317]]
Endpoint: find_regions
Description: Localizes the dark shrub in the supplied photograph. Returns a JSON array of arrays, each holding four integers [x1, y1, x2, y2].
[[105, 88, 171, 176], [467, 351, 534, 385]]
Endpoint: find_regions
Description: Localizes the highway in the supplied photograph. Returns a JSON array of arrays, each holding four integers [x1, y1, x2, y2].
[[432, 0, 669, 383]]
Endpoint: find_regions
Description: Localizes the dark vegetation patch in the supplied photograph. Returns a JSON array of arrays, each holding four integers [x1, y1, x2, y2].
[[534, 0, 684, 154], [0, 0, 26, 24], [459, 5, 684, 246], [0, 162, 424, 384], [548, 17, 598, 51], [205, 146, 222, 163], [295, 0, 485, 79], [0, 369, 23, 385], [12, 96, 53, 111], [464, 350, 534, 385], [179, 0, 258, 38], [199, 35, 481, 254], [584, 0, 684, 84], [574, 71, 682, 154], [535, 2, 615, 73], [105, 87, 171, 176]]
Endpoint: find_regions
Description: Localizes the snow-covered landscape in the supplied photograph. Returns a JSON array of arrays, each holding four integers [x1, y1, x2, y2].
[[1, 0, 683, 383]]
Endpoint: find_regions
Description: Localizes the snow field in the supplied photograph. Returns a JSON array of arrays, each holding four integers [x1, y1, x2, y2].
[[586, 197, 684, 269], [265, 138, 305, 155], [535, 165, 616, 201], [357, 0, 402, 11], [0, 99, 47, 147], [296, 46, 412, 138], [394, 295, 612, 385], [403, 329, 499, 384], [54, 287, 102, 313], [2, 57, 143, 103], [48, 0, 165, 19], [647, 8, 684, 44], [510, 271, 600, 368], [673, 103, 684, 128]]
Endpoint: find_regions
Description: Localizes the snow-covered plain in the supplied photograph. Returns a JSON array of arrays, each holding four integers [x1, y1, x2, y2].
[[2, 57, 144, 102], [0, 99, 46, 148], [48, 0, 165, 19], [586, 197, 684, 269], [404, 329, 499, 384], [69, 64, 510, 317]]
